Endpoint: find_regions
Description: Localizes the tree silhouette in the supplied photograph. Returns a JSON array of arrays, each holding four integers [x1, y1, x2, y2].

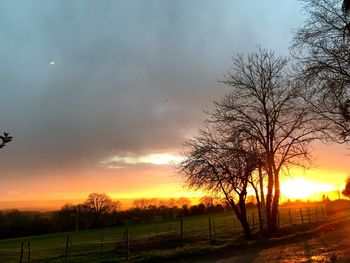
[[180, 48, 323, 235], [84, 193, 115, 226], [0, 132, 12, 149], [200, 196, 219, 208], [292, 0, 350, 142], [343, 0, 350, 14], [179, 126, 259, 239], [216, 48, 322, 233]]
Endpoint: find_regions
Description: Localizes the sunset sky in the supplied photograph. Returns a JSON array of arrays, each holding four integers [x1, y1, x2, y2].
[[0, 0, 349, 208]]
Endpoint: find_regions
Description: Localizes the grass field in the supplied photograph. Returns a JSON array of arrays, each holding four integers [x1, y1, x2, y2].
[[0, 205, 326, 263]]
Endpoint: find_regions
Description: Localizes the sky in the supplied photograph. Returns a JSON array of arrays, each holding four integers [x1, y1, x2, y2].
[[0, 0, 349, 207]]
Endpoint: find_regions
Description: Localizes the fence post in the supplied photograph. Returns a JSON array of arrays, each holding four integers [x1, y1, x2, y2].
[[213, 222, 216, 240], [315, 207, 319, 222], [28, 242, 31, 263], [126, 229, 130, 261], [252, 212, 255, 233], [300, 208, 304, 224], [208, 218, 213, 244], [75, 205, 80, 232], [289, 208, 293, 225], [307, 207, 311, 223], [101, 233, 104, 254], [180, 220, 184, 247], [19, 241, 24, 263], [65, 235, 69, 263]]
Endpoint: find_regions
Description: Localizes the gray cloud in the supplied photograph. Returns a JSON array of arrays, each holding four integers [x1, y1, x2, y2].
[[0, 0, 304, 179]]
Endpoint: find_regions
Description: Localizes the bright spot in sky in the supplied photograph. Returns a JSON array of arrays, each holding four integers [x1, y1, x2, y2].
[[104, 153, 183, 166], [143, 153, 183, 165], [281, 178, 337, 200], [49, 61, 55, 65]]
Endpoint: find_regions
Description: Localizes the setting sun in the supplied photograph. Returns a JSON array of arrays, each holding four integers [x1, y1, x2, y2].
[[281, 178, 338, 201]]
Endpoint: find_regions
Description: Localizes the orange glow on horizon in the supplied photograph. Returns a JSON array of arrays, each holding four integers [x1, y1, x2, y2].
[[280, 178, 338, 201], [0, 154, 348, 211], [278, 167, 348, 201]]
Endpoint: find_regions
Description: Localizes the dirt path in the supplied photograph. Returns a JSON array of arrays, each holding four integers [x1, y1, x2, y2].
[[201, 219, 350, 263]]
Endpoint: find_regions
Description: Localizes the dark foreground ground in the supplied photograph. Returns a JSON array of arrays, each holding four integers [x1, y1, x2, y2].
[[139, 213, 350, 263], [198, 218, 350, 263]]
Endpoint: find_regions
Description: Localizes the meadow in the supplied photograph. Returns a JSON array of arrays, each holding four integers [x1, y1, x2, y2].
[[0, 204, 326, 263]]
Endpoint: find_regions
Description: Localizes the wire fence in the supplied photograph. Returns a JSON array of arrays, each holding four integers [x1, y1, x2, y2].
[[0, 206, 327, 263]]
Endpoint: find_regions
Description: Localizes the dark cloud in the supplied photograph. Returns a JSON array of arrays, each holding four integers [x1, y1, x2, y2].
[[0, 1, 303, 179]]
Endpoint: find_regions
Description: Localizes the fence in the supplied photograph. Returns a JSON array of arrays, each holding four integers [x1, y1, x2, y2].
[[0, 206, 327, 262]]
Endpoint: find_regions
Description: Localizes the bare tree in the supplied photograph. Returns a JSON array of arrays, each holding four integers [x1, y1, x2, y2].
[[176, 197, 191, 208], [180, 48, 322, 235], [208, 48, 320, 233], [200, 196, 219, 208], [179, 126, 259, 239], [132, 198, 158, 222], [132, 198, 149, 210], [176, 197, 191, 217], [112, 200, 122, 212], [292, 0, 350, 141], [0, 132, 12, 149], [84, 193, 115, 226]]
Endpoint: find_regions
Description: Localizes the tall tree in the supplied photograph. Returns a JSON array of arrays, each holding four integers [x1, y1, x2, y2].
[[84, 193, 115, 226], [214, 48, 323, 233], [179, 127, 259, 239], [292, 0, 350, 142], [180, 48, 323, 235]]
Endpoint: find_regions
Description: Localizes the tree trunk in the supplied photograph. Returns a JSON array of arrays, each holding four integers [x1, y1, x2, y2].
[[258, 165, 266, 227], [240, 216, 252, 239], [266, 169, 274, 230], [252, 183, 263, 231], [270, 170, 280, 233], [238, 194, 252, 239], [92, 213, 100, 228], [229, 198, 252, 240]]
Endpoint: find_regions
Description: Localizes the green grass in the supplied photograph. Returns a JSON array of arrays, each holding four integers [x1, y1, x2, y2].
[[0, 206, 326, 262]]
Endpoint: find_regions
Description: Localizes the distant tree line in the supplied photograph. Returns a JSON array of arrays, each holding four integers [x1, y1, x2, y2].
[[129, 196, 226, 223], [54, 195, 228, 232], [0, 210, 51, 239], [0, 193, 230, 239]]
